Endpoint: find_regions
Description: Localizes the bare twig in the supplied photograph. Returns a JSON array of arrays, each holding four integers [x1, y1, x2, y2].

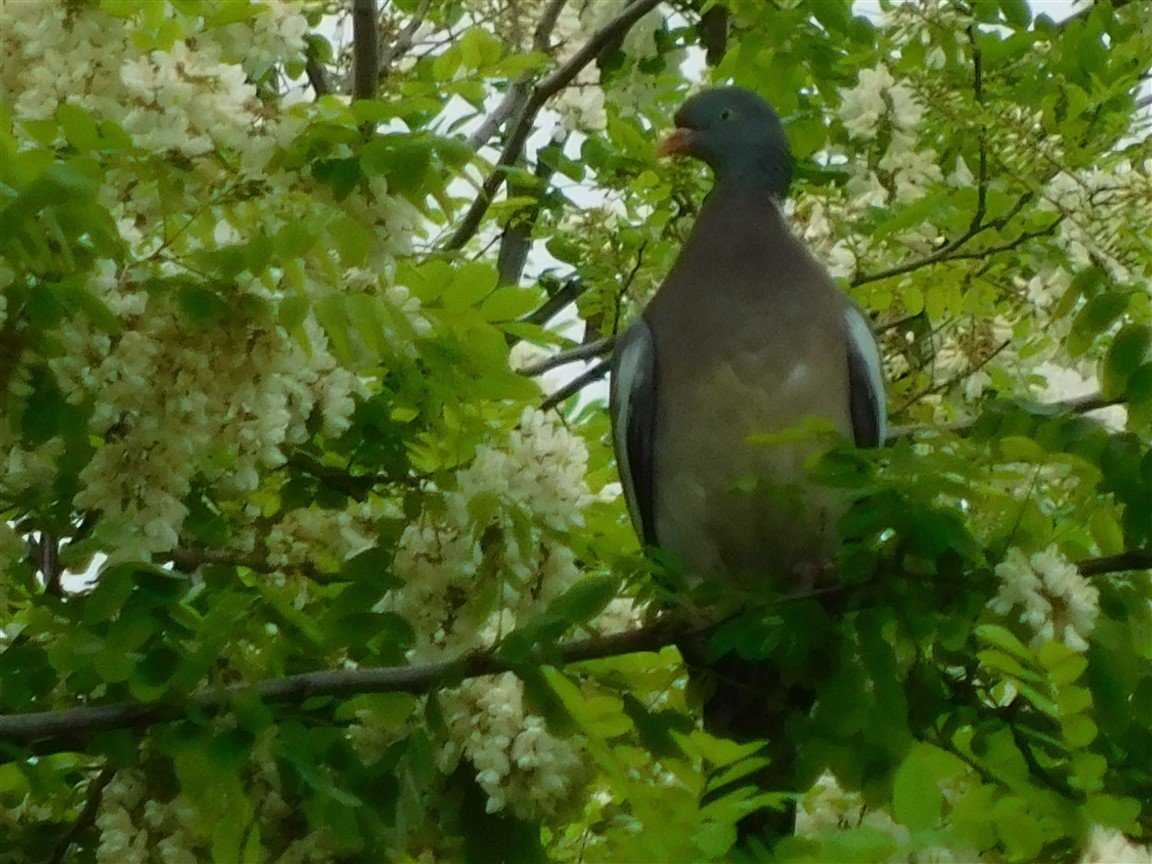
[[351, 0, 380, 101], [1079, 551, 1152, 576], [518, 336, 615, 377], [852, 193, 1036, 287], [541, 359, 610, 411], [887, 391, 1127, 440], [524, 277, 589, 327], [49, 766, 116, 864], [379, 0, 432, 80], [469, 0, 570, 150], [444, 0, 662, 251], [896, 337, 1013, 412]]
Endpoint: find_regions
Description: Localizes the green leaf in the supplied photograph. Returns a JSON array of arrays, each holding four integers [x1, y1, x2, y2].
[[1126, 363, 1152, 428], [179, 284, 228, 327], [1101, 323, 1151, 399], [1068, 292, 1128, 357], [893, 743, 965, 830], [479, 286, 542, 322]]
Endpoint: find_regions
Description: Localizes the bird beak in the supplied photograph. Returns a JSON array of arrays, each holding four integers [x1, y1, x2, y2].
[[657, 127, 696, 157]]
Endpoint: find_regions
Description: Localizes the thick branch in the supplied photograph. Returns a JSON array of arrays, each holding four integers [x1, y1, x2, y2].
[[4, 544, 1146, 754], [1078, 551, 1152, 576], [444, 0, 662, 251], [524, 277, 589, 327], [0, 624, 674, 751], [351, 0, 380, 102]]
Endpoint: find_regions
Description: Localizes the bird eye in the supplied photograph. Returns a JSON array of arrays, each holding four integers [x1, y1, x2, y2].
[[719, 108, 734, 121]]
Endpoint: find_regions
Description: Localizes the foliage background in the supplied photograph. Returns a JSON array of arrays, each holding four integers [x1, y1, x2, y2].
[[1, 0, 1150, 861]]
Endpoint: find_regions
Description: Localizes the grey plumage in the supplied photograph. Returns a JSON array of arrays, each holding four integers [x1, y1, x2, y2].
[[611, 87, 885, 589], [609, 89, 888, 840]]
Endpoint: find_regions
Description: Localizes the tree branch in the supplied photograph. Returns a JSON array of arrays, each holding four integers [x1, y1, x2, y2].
[[443, 0, 662, 252], [523, 277, 590, 327], [4, 543, 1146, 755], [49, 766, 115, 864], [518, 336, 614, 377], [540, 359, 610, 411], [887, 391, 1127, 441], [378, 0, 432, 81], [852, 193, 1036, 287], [0, 623, 675, 752], [351, 0, 380, 102], [1077, 551, 1152, 577]]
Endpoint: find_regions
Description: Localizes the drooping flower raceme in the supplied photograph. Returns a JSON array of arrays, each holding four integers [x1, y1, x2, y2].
[[990, 545, 1100, 652]]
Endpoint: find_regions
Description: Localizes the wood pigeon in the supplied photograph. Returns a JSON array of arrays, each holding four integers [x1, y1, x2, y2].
[[610, 86, 886, 593], [609, 90, 887, 823]]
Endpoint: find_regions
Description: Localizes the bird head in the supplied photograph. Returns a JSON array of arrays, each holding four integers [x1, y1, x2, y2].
[[659, 86, 793, 198]]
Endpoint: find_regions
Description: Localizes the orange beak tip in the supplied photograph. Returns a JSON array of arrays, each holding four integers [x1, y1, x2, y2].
[[657, 128, 695, 158]]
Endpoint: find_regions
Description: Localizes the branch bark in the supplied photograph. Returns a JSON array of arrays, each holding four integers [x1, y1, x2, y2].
[[0, 624, 675, 752], [351, 0, 380, 102]]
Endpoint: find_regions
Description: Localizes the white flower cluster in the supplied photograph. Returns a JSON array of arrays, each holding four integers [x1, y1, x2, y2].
[[264, 497, 388, 592], [839, 65, 942, 207], [1042, 161, 1152, 283], [990, 545, 1100, 652], [390, 409, 593, 659], [45, 305, 362, 559], [96, 770, 200, 864], [839, 65, 925, 142], [2, 1, 437, 565], [1080, 825, 1152, 864], [548, 0, 669, 131], [439, 673, 587, 819], [386, 410, 596, 816]]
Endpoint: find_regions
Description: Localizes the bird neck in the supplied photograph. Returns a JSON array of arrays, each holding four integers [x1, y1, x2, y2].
[[703, 178, 787, 218], [711, 171, 788, 202]]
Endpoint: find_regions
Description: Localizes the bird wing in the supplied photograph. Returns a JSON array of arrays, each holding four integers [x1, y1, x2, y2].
[[843, 302, 887, 447], [610, 320, 659, 546]]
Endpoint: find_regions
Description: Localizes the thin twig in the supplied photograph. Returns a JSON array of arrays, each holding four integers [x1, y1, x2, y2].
[[887, 391, 1127, 440], [518, 337, 615, 377], [444, 0, 662, 251], [852, 193, 1035, 287], [378, 0, 432, 80], [896, 338, 1012, 412], [541, 359, 610, 411], [49, 766, 116, 864]]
